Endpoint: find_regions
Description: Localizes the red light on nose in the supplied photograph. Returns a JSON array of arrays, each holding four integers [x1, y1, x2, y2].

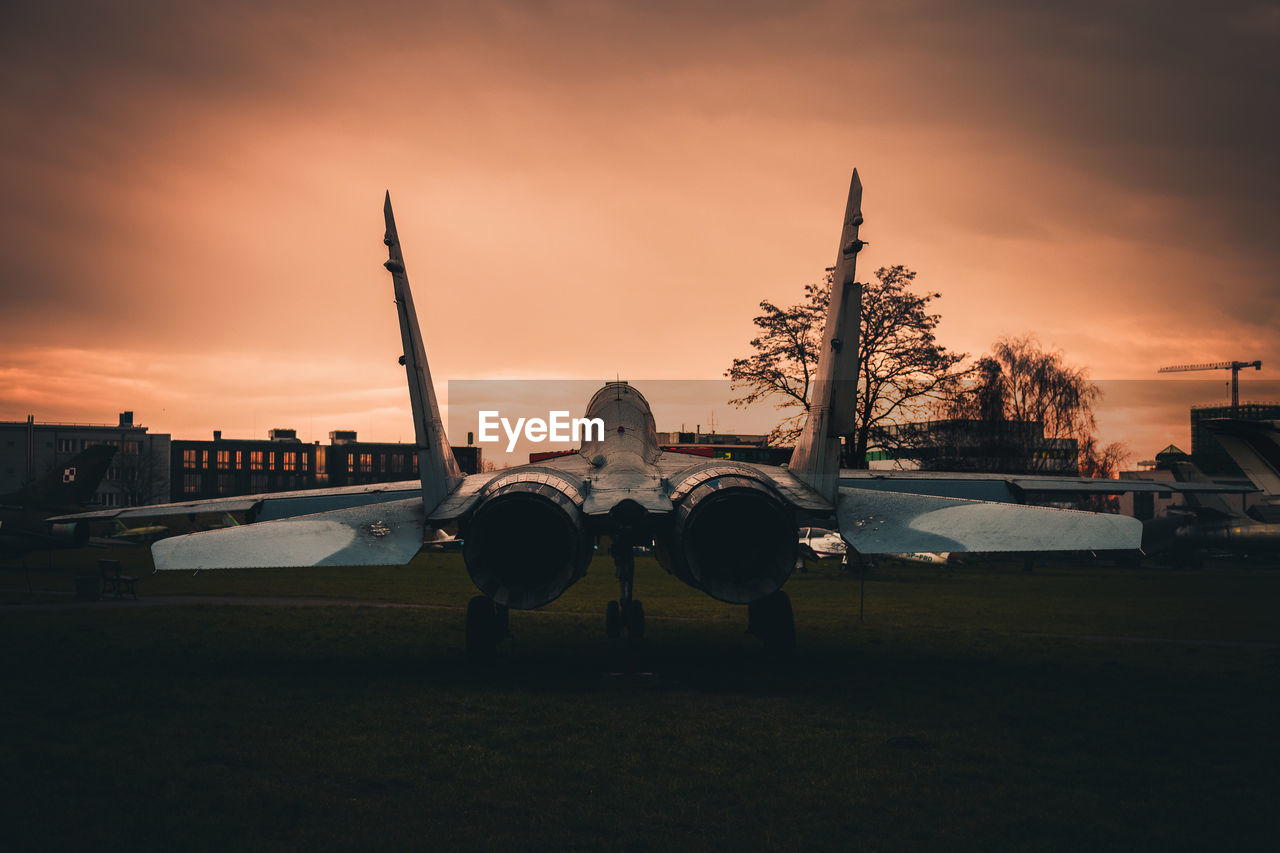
[[617, 426, 625, 433]]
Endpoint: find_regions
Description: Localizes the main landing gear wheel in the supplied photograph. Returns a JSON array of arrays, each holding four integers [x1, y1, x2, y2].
[[605, 599, 645, 641], [627, 599, 645, 639], [466, 596, 508, 661], [747, 590, 795, 657], [606, 601, 621, 640]]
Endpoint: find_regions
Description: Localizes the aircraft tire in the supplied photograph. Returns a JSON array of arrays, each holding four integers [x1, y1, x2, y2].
[[769, 590, 795, 657], [626, 600, 645, 640], [466, 596, 498, 660], [749, 590, 795, 657], [606, 601, 621, 639]]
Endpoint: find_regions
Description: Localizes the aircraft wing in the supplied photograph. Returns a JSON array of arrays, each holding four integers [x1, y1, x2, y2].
[[840, 470, 1254, 504], [151, 498, 426, 570], [837, 487, 1141, 554], [49, 481, 425, 524]]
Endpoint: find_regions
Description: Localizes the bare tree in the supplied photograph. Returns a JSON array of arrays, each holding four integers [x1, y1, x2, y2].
[[113, 438, 169, 507], [727, 266, 965, 466], [850, 266, 967, 467], [725, 281, 826, 446], [943, 335, 1126, 478]]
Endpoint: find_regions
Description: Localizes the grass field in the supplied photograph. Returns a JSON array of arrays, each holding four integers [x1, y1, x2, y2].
[[3, 549, 1278, 851]]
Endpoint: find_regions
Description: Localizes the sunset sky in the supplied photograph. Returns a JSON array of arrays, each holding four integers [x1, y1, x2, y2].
[[2, 1, 1277, 464]]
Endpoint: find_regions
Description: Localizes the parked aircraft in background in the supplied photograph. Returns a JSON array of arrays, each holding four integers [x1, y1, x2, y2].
[[105, 518, 169, 545], [799, 527, 950, 567], [798, 527, 847, 560], [0, 445, 117, 560], [1147, 420, 1280, 559], [143, 169, 1141, 656]]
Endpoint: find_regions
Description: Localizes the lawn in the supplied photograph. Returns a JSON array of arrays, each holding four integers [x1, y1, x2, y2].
[[2, 549, 1277, 850]]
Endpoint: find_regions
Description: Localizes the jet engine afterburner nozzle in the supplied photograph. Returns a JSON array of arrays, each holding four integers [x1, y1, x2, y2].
[[48, 522, 88, 545], [461, 471, 592, 610], [659, 468, 796, 604]]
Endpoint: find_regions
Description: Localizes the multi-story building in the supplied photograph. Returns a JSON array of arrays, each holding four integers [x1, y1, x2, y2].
[[170, 428, 318, 501], [652, 431, 791, 465], [169, 429, 483, 501], [0, 412, 170, 507]]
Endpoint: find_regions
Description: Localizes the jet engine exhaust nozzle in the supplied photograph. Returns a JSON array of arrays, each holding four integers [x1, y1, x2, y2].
[[661, 471, 796, 604], [461, 473, 591, 610], [49, 522, 88, 545]]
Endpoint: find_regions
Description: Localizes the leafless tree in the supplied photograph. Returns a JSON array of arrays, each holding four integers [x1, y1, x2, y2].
[[943, 335, 1127, 478], [727, 266, 965, 467], [725, 281, 826, 446]]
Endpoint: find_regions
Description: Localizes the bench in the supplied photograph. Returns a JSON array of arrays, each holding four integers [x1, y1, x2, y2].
[[98, 559, 138, 600]]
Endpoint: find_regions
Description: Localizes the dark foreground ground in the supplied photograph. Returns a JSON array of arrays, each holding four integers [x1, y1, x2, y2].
[[3, 549, 1278, 851]]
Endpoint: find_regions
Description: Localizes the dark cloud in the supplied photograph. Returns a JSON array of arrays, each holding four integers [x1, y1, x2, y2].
[[1, 0, 1275, 445]]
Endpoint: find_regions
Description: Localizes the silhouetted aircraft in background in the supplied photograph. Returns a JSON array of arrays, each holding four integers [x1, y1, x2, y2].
[[1139, 420, 1280, 561], [0, 444, 117, 560], [142, 169, 1141, 655], [104, 517, 169, 545]]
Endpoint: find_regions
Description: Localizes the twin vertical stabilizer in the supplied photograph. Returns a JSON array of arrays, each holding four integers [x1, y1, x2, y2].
[[384, 192, 463, 512], [788, 169, 864, 504]]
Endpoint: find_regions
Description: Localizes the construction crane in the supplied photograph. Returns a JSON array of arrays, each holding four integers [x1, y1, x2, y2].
[[1157, 360, 1263, 409]]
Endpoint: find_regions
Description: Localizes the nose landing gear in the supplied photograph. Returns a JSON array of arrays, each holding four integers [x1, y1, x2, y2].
[[606, 538, 645, 641]]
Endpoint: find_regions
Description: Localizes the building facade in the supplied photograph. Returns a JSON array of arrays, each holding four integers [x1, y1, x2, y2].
[[170, 429, 318, 501], [0, 412, 171, 507], [169, 429, 483, 501], [874, 419, 1079, 474]]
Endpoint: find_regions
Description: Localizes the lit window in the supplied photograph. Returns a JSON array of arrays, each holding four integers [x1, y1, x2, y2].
[[283, 452, 296, 472], [359, 453, 373, 473], [183, 449, 198, 468], [250, 451, 264, 471], [217, 450, 230, 469], [184, 473, 200, 495]]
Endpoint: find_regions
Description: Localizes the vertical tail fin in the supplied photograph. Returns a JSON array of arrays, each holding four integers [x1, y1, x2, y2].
[[6, 444, 117, 510], [788, 169, 864, 503], [383, 192, 463, 512], [1204, 419, 1280, 499]]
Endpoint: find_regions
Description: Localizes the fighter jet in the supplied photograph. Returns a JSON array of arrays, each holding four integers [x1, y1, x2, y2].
[[150, 170, 1140, 655], [0, 444, 118, 559], [1144, 420, 1280, 559]]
